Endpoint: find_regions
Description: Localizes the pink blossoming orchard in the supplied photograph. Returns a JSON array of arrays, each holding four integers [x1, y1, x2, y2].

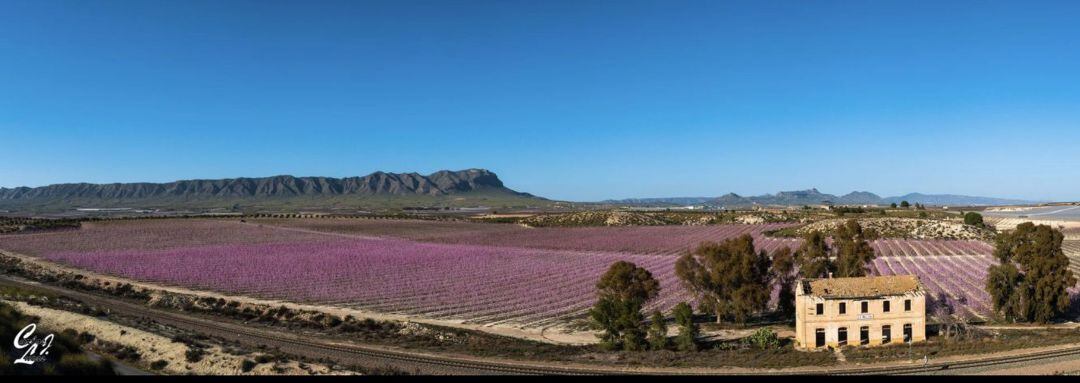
[[0, 218, 1042, 327]]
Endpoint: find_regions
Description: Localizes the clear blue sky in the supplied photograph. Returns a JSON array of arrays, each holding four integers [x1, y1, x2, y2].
[[2, 1, 1079, 202]]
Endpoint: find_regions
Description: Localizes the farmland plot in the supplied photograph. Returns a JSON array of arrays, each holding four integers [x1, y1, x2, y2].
[[0, 220, 697, 327], [0, 219, 330, 255], [253, 218, 798, 255], [255, 218, 989, 257], [0, 219, 1024, 327], [871, 255, 995, 319], [34, 238, 696, 328]]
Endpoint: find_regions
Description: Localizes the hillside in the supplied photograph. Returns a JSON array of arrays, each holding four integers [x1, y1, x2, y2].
[[606, 188, 1037, 207], [0, 169, 549, 212]]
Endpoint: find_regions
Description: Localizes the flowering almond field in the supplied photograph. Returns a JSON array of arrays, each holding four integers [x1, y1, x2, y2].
[[871, 255, 995, 319], [0, 219, 1007, 326], [255, 218, 992, 257], [252, 218, 799, 255]]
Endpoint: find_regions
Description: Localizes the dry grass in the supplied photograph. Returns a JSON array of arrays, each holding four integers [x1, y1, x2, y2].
[[4, 300, 352, 375]]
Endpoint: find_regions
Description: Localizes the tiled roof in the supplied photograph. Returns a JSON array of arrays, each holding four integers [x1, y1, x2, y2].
[[803, 275, 921, 298]]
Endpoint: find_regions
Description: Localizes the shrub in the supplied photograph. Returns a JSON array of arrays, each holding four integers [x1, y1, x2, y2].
[[185, 348, 205, 363], [745, 328, 780, 349], [149, 360, 169, 370], [964, 212, 984, 226], [241, 359, 257, 372]]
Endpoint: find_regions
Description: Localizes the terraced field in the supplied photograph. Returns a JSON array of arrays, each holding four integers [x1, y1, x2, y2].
[[984, 216, 1080, 234], [1065, 240, 1080, 275]]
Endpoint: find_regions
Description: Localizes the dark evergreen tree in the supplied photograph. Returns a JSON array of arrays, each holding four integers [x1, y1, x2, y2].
[[646, 310, 669, 351], [672, 302, 699, 352], [986, 223, 1076, 323], [675, 234, 771, 324], [796, 231, 833, 278], [833, 219, 876, 277], [589, 261, 660, 350], [770, 247, 797, 318]]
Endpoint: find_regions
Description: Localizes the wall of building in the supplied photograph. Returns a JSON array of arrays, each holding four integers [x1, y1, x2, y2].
[[795, 288, 926, 350]]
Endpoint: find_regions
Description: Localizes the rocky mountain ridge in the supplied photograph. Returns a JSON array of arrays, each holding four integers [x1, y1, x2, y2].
[[0, 169, 531, 203]]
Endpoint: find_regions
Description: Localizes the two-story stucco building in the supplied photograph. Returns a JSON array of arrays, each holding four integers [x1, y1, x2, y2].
[[795, 275, 926, 350]]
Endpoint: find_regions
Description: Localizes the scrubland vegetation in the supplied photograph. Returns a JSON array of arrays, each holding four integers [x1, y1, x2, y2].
[[0, 301, 114, 375]]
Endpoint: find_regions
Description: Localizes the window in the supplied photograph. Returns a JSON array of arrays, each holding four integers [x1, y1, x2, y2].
[[838, 327, 848, 346], [882, 325, 892, 344], [860, 326, 869, 345], [815, 328, 826, 348], [839, 302, 846, 315], [883, 300, 891, 313], [905, 299, 912, 312], [904, 324, 913, 342], [816, 303, 824, 315], [861, 301, 869, 313]]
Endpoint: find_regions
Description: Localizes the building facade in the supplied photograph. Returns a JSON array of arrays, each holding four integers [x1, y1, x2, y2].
[[795, 275, 926, 350]]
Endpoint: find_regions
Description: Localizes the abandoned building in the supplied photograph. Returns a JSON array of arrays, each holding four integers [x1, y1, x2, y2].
[[794, 275, 926, 350]]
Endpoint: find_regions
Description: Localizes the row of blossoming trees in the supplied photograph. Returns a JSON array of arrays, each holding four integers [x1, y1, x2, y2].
[[589, 219, 1077, 352]]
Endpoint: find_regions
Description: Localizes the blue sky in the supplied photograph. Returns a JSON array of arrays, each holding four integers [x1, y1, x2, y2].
[[2, 1, 1079, 202]]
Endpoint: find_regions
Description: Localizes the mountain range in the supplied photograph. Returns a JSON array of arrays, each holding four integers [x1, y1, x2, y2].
[[603, 188, 1036, 207], [0, 169, 541, 212], [0, 170, 1041, 213]]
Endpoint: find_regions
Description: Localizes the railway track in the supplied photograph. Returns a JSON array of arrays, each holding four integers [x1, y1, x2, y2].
[[831, 345, 1080, 375], [2, 274, 1079, 375]]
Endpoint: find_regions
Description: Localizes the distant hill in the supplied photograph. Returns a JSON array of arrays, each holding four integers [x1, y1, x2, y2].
[[607, 188, 1038, 207], [0, 169, 547, 212]]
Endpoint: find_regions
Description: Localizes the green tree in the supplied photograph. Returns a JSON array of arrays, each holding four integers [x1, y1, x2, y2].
[[647, 310, 669, 351], [596, 260, 661, 304], [675, 234, 771, 324], [964, 212, 984, 226], [796, 231, 833, 278], [770, 246, 797, 318], [986, 262, 1023, 321], [890, 202, 898, 209], [672, 302, 698, 352], [900, 200, 910, 208], [589, 261, 660, 350], [986, 223, 1076, 323], [833, 220, 877, 277]]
